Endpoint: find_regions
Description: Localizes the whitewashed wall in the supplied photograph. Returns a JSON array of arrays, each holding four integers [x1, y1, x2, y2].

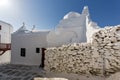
[[47, 27, 86, 47], [11, 31, 49, 65], [47, 8, 88, 47], [0, 21, 13, 64], [47, 6, 100, 47], [45, 26, 120, 77]]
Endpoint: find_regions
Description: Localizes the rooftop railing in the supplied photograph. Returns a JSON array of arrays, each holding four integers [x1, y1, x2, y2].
[[0, 43, 11, 55], [0, 43, 11, 50]]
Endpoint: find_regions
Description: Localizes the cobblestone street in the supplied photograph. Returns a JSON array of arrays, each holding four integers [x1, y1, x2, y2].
[[0, 64, 44, 80], [0, 64, 105, 80]]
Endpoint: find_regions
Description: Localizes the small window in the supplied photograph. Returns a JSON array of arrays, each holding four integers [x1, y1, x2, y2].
[[0, 25, 1, 30], [36, 48, 40, 53], [21, 48, 26, 57]]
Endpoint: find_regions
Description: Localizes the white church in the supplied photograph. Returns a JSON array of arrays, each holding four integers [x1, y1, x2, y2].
[[11, 6, 100, 66], [0, 6, 100, 66]]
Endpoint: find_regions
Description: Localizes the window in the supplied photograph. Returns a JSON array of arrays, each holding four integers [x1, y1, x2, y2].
[[21, 48, 26, 57], [36, 48, 40, 53], [0, 25, 1, 30]]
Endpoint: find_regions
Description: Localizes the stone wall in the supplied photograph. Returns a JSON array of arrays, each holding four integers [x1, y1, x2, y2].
[[44, 26, 120, 76]]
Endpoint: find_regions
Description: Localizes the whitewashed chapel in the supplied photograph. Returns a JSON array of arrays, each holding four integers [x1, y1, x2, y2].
[[11, 6, 100, 65]]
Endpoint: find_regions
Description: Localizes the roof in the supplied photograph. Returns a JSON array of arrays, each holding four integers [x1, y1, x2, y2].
[[0, 20, 13, 27]]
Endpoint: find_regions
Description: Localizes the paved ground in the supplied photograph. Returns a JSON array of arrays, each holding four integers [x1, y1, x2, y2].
[[0, 64, 106, 80], [0, 64, 44, 80]]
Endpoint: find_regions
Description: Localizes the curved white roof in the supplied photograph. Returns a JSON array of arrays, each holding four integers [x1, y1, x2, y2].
[[63, 12, 81, 19]]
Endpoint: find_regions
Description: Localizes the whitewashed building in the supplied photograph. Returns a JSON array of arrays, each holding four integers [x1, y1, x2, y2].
[[0, 20, 13, 64], [47, 6, 100, 47], [11, 6, 100, 66], [11, 24, 49, 66]]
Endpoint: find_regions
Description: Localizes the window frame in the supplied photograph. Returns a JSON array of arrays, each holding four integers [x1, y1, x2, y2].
[[36, 48, 40, 53], [20, 48, 26, 57]]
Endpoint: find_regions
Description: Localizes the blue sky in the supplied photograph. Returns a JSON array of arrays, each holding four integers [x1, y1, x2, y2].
[[0, 0, 120, 31]]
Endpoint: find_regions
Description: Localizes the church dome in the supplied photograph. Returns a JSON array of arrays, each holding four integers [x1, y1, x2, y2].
[[63, 12, 81, 19]]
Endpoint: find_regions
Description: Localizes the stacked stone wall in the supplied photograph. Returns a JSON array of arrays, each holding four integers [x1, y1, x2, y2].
[[45, 26, 120, 76]]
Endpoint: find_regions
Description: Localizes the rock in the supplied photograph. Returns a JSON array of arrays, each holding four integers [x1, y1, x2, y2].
[[44, 26, 120, 76]]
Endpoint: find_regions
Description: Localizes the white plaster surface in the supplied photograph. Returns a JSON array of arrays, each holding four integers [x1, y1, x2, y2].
[[11, 29, 49, 65], [47, 6, 100, 47]]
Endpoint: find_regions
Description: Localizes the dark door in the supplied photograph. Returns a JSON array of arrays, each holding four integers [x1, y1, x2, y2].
[[40, 48, 46, 68]]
